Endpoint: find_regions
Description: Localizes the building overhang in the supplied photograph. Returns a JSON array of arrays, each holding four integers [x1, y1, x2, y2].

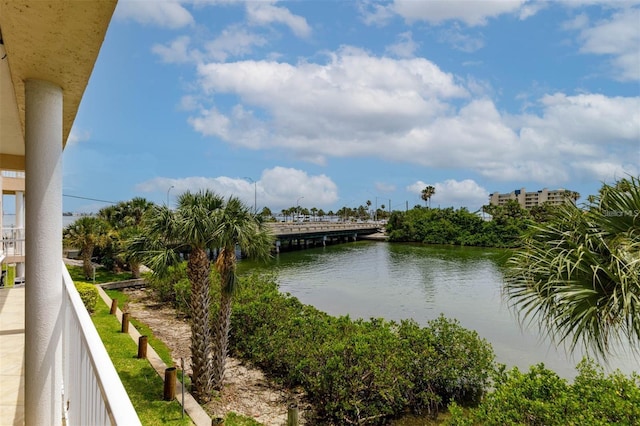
[[0, 0, 117, 171]]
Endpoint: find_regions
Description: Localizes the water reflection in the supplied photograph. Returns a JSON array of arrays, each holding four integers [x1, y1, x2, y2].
[[243, 241, 638, 379]]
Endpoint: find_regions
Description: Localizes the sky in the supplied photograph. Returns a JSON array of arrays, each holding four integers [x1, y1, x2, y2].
[[58, 0, 639, 215]]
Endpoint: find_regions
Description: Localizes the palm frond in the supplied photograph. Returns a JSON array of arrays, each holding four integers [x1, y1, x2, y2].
[[505, 178, 640, 359]]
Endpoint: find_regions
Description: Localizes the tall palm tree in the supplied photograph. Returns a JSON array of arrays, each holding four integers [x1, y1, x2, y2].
[[132, 190, 272, 400], [211, 197, 272, 390], [421, 185, 436, 208], [63, 216, 111, 279], [505, 177, 640, 358], [133, 190, 224, 402]]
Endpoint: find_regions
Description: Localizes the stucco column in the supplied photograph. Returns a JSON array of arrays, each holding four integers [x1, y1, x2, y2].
[[24, 79, 63, 425], [16, 191, 25, 277]]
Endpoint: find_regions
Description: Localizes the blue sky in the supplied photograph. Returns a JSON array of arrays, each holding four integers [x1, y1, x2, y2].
[[60, 0, 639, 215]]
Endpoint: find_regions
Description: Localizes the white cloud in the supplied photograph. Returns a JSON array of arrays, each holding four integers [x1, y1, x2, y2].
[[204, 25, 268, 61], [179, 95, 200, 111], [358, 0, 396, 26], [152, 36, 200, 64], [192, 47, 468, 162], [571, 161, 638, 181], [135, 167, 338, 211], [67, 128, 91, 146], [439, 26, 485, 52], [188, 108, 231, 140], [115, 0, 194, 29], [185, 47, 638, 187], [246, 1, 311, 38], [152, 27, 267, 64], [407, 179, 490, 209], [391, 0, 530, 26], [385, 31, 419, 58], [562, 13, 589, 31], [566, 6, 640, 81]]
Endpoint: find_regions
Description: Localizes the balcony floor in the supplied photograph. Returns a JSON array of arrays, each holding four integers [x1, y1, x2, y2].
[[0, 287, 24, 425]]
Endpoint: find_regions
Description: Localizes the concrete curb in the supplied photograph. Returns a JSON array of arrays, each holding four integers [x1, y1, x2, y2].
[[96, 286, 212, 426]]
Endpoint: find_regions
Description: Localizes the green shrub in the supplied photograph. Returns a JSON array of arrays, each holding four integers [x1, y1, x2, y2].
[[75, 281, 99, 313], [230, 273, 496, 424], [386, 204, 532, 248], [446, 360, 640, 425], [145, 263, 191, 314]]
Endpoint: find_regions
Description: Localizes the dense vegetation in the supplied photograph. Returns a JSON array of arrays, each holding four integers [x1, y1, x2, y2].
[[447, 360, 640, 425], [150, 270, 495, 424], [149, 266, 640, 425], [385, 201, 539, 247]]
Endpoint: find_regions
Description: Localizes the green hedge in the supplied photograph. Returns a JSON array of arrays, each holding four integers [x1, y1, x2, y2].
[[229, 273, 495, 424], [75, 281, 99, 313]]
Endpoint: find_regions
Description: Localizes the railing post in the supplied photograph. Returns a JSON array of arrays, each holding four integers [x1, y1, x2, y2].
[[164, 367, 177, 400], [137, 336, 148, 359], [121, 313, 130, 333], [110, 299, 118, 315]]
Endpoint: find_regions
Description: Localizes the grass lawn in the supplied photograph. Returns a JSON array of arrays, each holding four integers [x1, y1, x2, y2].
[[67, 264, 133, 284], [92, 298, 193, 425]]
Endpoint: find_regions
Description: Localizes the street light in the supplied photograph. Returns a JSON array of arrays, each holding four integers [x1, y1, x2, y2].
[[244, 177, 257, 214], [167, 185, 174, 206], [296, 196, 304, 222]]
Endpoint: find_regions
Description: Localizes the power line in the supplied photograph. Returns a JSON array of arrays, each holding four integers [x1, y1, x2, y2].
[[62, 194, 116, 204]]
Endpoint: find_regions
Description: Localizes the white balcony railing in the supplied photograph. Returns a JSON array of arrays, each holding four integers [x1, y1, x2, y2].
[[62, 263, 141, 425], [2, 227, 25, 257]]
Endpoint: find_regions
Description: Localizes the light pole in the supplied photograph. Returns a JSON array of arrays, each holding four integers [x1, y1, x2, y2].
[[244, 177, 257, 214], [296, 196, 304, 222], [167, 185, 174, 206]]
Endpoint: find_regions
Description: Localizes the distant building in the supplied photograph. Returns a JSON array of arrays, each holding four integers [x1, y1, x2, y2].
[[489, 188, 578, 209]]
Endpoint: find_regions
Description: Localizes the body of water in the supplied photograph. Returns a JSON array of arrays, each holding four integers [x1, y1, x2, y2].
[[245, 241, 638, 379]]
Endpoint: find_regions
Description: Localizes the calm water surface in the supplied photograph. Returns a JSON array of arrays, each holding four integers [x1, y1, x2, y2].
[[245, 241, 638, 379]]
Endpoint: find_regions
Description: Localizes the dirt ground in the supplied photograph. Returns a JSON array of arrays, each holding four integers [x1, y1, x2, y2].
[[123, 288, 306, 425]]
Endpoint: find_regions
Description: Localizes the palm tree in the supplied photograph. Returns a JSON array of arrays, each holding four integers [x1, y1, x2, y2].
[[133, 190, 224, 402], [504, 177, 640, 358], [99, 197, 155, 277], [421, 185, 436, 208], [211, 197, 272, 390], [132, 190, 272, 400], [63, 216, 111, 279]]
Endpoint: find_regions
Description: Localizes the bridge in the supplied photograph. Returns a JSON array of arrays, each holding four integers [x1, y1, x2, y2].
[[265, 222, 385, 252]]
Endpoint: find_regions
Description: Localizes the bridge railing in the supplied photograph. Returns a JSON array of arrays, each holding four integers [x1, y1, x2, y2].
[[267, 222, 380, 235]]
